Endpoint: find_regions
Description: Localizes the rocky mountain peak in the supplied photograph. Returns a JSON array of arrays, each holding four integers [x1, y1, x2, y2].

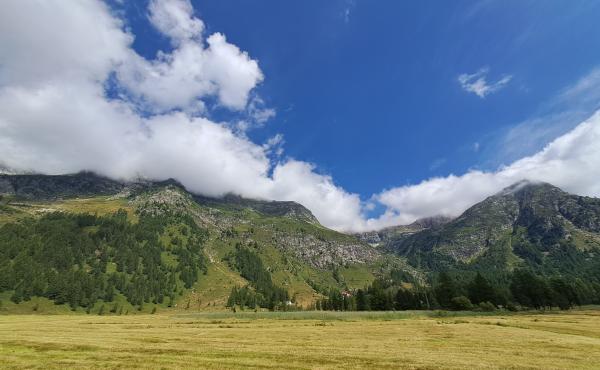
[[387, 180, 600, 270], [194, 193, 320, 225]]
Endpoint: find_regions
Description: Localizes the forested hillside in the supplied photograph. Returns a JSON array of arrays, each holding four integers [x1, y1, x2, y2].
[[0, 173, 398, 313], [351, 181, 600, 312]]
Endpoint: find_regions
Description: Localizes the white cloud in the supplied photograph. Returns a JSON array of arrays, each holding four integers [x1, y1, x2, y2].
[[458, 67, 512, 98], [268, 161, 366, 231], [497, 110, 579, 163], [117, 0, 264, 112], [201, 33, 264, 110], [248, 97, 276, 125], [148, 0, 204, 44], [559, 67, 600, 105], [373, 68, 600, 229], [489, 67, 600, 165], [233, 96, 277, 134], [263, 134, 285, 157], [374, 112, 600, 226], [117, 34, 264, 112], [0, 0, 131, 87]]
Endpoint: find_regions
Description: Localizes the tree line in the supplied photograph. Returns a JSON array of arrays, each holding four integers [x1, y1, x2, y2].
[[316, 268, 600, 312]]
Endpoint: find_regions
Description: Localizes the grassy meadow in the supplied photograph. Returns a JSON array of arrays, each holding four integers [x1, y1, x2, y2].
[[1, 309, 599, 369]]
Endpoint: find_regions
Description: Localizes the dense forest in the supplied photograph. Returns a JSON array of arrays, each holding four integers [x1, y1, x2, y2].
[[317, 268, 600, 312], [0, 210, 208, 310]]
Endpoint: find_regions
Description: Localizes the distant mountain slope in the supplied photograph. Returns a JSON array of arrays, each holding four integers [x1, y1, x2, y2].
[[355, 215, 452, 246], [3, 174, 599, 313], [0, 173, 320, 224], [195, 193, 320, 225], [0, 172, 409, 313], [0, 172, 124, 199], [386, 181, 600, 277]]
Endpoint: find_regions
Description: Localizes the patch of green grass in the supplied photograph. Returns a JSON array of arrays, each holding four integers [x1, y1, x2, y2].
[[160, 251, 179, 268], [105, 262, 117, 274], [0, 291, 166, 316], [337, 264, 375, 289], [178, 255, 249, 310], [159, 223, 192, 250], [0, 197, 137, 226], [0, 292, 78, 315], [0, 204, 29, 225]]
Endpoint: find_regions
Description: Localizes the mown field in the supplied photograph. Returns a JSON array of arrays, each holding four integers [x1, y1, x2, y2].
[[1, 309, 599, 369]]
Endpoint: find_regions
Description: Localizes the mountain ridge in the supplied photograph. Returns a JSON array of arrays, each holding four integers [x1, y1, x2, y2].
[[355, 215, 453, 245], [2, 174, 600, 313], [385, 181, 600, 276], [0, 172, 320, 226]]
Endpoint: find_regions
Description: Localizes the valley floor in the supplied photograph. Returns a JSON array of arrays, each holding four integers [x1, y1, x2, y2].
[[1, 309, 599, 369]]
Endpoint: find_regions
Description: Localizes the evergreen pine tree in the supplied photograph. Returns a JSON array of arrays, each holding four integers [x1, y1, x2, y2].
[[434, 272, 457, 309], [356, 289, 368, 311], [468, 272, 496, 305]]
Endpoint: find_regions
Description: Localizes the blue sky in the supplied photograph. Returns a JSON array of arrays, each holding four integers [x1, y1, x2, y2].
[[2, 0, 600, 230], [115, 0, 600, 197]]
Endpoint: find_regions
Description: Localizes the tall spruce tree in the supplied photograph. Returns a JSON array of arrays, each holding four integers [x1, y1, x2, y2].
[[434, 271, 457, 309]]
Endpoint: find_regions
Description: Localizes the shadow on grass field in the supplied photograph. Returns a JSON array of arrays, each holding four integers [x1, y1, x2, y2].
[[1, 308, 599, 369]]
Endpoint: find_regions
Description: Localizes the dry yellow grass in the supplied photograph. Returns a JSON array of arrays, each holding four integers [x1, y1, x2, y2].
[[0, 197, 137, 226], [1, 309, 599, 369]]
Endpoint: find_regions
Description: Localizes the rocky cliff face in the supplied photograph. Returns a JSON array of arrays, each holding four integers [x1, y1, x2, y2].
[[271, 230, 379, 269], [133, 186, 378, 269]]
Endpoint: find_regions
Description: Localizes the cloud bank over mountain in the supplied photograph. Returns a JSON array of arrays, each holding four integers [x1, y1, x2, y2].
[[0, 0, 599, 232], [0, 0, 365, 231], [375, 113, 600, 226]]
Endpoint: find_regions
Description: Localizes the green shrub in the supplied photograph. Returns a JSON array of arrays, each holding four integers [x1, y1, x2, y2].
[[450, 296, 473, 311], [505, 302, 519, 312], [478, 301, 496, 312]]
